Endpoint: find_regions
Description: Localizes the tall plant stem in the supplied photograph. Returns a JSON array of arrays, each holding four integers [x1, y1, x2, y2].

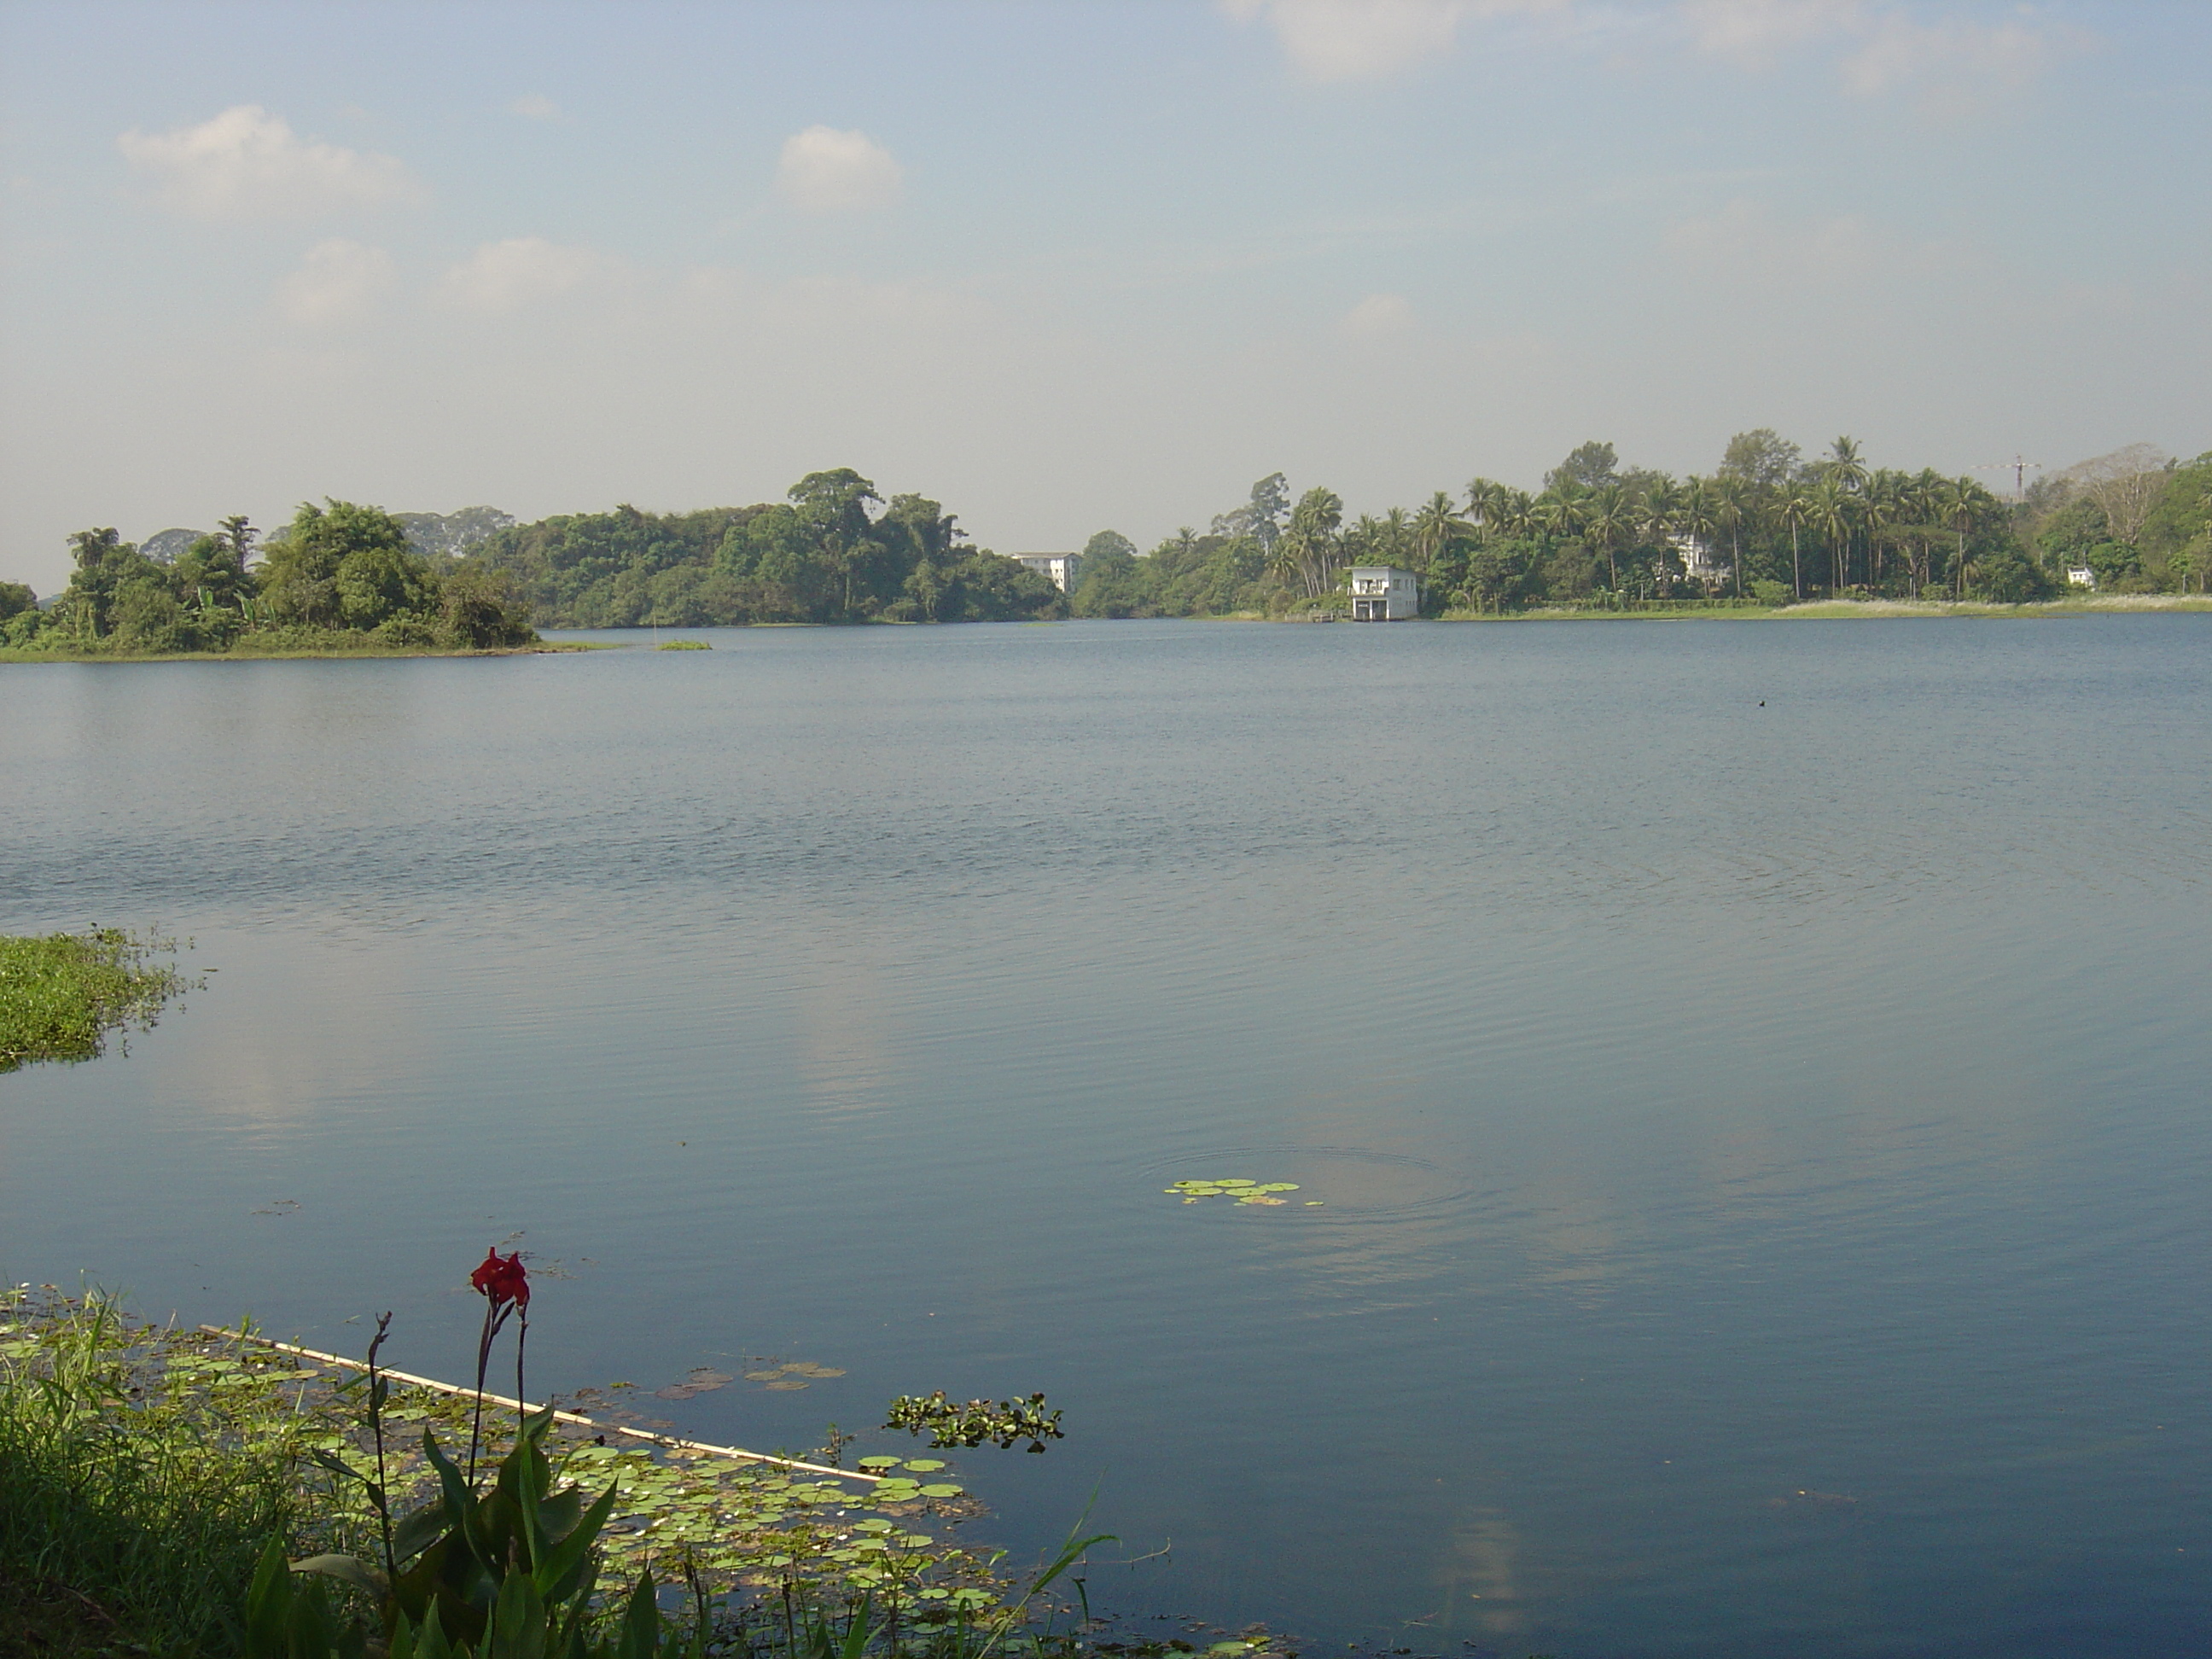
[[367, 1312, 396, 1583]]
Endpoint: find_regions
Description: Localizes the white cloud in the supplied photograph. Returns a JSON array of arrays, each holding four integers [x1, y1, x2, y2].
[[1678, 0, 1859, 67], [1223, 0, 1563, 83], [117, 105, 422, 220], [1839, 15, 2058, 106], [775, 126, 903, 213], [1342, 292, 1415, 337], [437, 237, 618, 312], [509, 94, 561, 120], [1679, 3, 2079, 107], [274, 239, 395, 325]]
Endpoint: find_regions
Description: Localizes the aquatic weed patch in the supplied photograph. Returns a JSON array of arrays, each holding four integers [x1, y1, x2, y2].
[[0, 928, 192, 1072]]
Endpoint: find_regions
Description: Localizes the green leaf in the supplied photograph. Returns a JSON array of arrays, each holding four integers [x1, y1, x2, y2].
[[902, 1458, 946, 1471], [533, 1478, 619, 1607], [293, 1552, 390, 1599], [917, 1483, 963, 1498], [244, 1536, 292, 1659], [614, 1572, 661, 1659], [487, 1566, 548, 1659]]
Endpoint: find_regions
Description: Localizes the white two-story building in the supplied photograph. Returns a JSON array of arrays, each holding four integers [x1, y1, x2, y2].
[[1347, 566, 1420, 620]]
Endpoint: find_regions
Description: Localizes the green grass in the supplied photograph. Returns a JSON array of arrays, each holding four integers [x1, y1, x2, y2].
[[0, 929, 190, 1074], [0, 1291, 306, 1656]]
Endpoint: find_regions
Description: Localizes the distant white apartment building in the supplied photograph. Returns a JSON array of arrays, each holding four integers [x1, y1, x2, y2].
[[1348, 566, 1420, 620], [1014, 554, 1082, 593]]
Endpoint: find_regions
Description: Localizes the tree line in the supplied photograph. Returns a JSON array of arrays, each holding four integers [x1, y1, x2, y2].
[[9, 442, 2202, 651], [1, 501, 538, 655], [460, 469, 1065, 628], [1068, 433, 2212, 619]]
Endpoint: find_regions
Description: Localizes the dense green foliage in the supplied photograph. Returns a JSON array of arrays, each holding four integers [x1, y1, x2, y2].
[[2, 502, 537, 658], [1068, 438, 2212, 619], [464, 470, 1066, 628], [0, 1291, 306, 1655], [0, 929, 189, 1073]]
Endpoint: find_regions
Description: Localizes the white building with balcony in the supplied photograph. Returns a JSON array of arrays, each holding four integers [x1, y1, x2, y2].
[[1348, 566, 1419, 620]]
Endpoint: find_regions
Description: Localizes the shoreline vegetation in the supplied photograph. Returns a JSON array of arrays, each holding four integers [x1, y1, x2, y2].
[[0, 1286, 1144, 1659], [4, 440, 2205, 661]]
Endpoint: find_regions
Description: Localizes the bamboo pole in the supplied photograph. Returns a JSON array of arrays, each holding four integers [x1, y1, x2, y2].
[[195, 1325, 877, 1484]]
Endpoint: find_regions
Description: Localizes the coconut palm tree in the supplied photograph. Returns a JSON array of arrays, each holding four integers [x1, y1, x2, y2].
[[1711, 474, 1749, 598], [1584, 484, 1636, 597], [1778, 488, 1811, 601], [1862, 472, 1903, 593], [1639, 478, 1681, 585], [1413, 492, 1465, 573], [1813, 479, 1854, 598], [1674, 476, 1718, 592], [1941, 476, 1985, 600], [1280, 486, 1345, 600]]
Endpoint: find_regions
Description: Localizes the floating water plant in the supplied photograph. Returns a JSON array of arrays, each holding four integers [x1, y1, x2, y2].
[[884, 1391, 1064, 1453], [742, 1360, 847, 1391], [1163, 1179, 1302, 1207]]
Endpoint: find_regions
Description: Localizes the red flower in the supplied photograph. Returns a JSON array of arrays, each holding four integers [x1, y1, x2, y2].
[[470, 1248, 530, 1311]]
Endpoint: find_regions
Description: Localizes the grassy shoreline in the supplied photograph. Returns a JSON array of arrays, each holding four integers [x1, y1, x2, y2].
[[0, 641, 600, 665], [1431, 593, 2212, 622]]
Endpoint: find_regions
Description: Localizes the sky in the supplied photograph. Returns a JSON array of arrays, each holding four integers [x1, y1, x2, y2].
[[2, 0, 2207, 593]]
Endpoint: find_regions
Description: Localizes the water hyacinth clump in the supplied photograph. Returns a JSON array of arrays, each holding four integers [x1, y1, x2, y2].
[[1163, 1179, 1302, 1206]]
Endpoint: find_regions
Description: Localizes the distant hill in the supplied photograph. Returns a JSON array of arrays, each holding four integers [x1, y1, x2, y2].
[[138, 528, 201, 565], [397, 507, 515, 561]]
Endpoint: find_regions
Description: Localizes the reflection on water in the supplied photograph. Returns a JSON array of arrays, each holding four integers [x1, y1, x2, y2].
[[3, 619, 2209, 1657]]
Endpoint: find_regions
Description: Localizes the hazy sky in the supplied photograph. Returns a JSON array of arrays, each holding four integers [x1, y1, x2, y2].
[[3, 0, 2207, 592]]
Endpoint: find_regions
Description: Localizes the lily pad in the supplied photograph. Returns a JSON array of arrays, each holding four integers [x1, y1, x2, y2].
[[1165, 1175, 1308, 1208]]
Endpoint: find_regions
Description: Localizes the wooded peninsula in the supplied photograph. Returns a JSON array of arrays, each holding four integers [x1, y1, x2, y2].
[[3, 438, 2205, 655]]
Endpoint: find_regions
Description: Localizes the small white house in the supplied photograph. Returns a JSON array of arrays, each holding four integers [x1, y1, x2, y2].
[[2066, 565, 2096, 589], [1347, 566, 1419, 620], [1014, 553, 1082, 593]]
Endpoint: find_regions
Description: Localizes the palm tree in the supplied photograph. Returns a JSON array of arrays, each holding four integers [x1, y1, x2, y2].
[[1464, 478, 1506, 532], [1711, 474, 1749, 598], [1413, 492, 1465, 573], [1778, 489, 1811, 601], [1585, 484, 1633, 597], [1813, 479, 1854, 598], [1825, 437, 1869, 585], [1862, 472, 1902, 593], [1497, 487, 1535, 539], [1639, 478, 1681, 585], [1941, 476, 1983, 600], [1674, 476, 1718, 592], [1280, 486, 1345, 600], [1534, 480, 1589, 565]]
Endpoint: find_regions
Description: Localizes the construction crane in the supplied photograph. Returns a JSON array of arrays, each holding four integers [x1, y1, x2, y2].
[[1974, 454, 2044, 500]]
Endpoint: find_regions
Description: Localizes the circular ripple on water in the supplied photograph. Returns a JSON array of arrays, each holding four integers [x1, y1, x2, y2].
[[1135, 1144, 1482, 1218]]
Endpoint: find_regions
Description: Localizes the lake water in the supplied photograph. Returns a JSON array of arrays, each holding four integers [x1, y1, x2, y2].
[[3, 617, 2209, 1656]]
